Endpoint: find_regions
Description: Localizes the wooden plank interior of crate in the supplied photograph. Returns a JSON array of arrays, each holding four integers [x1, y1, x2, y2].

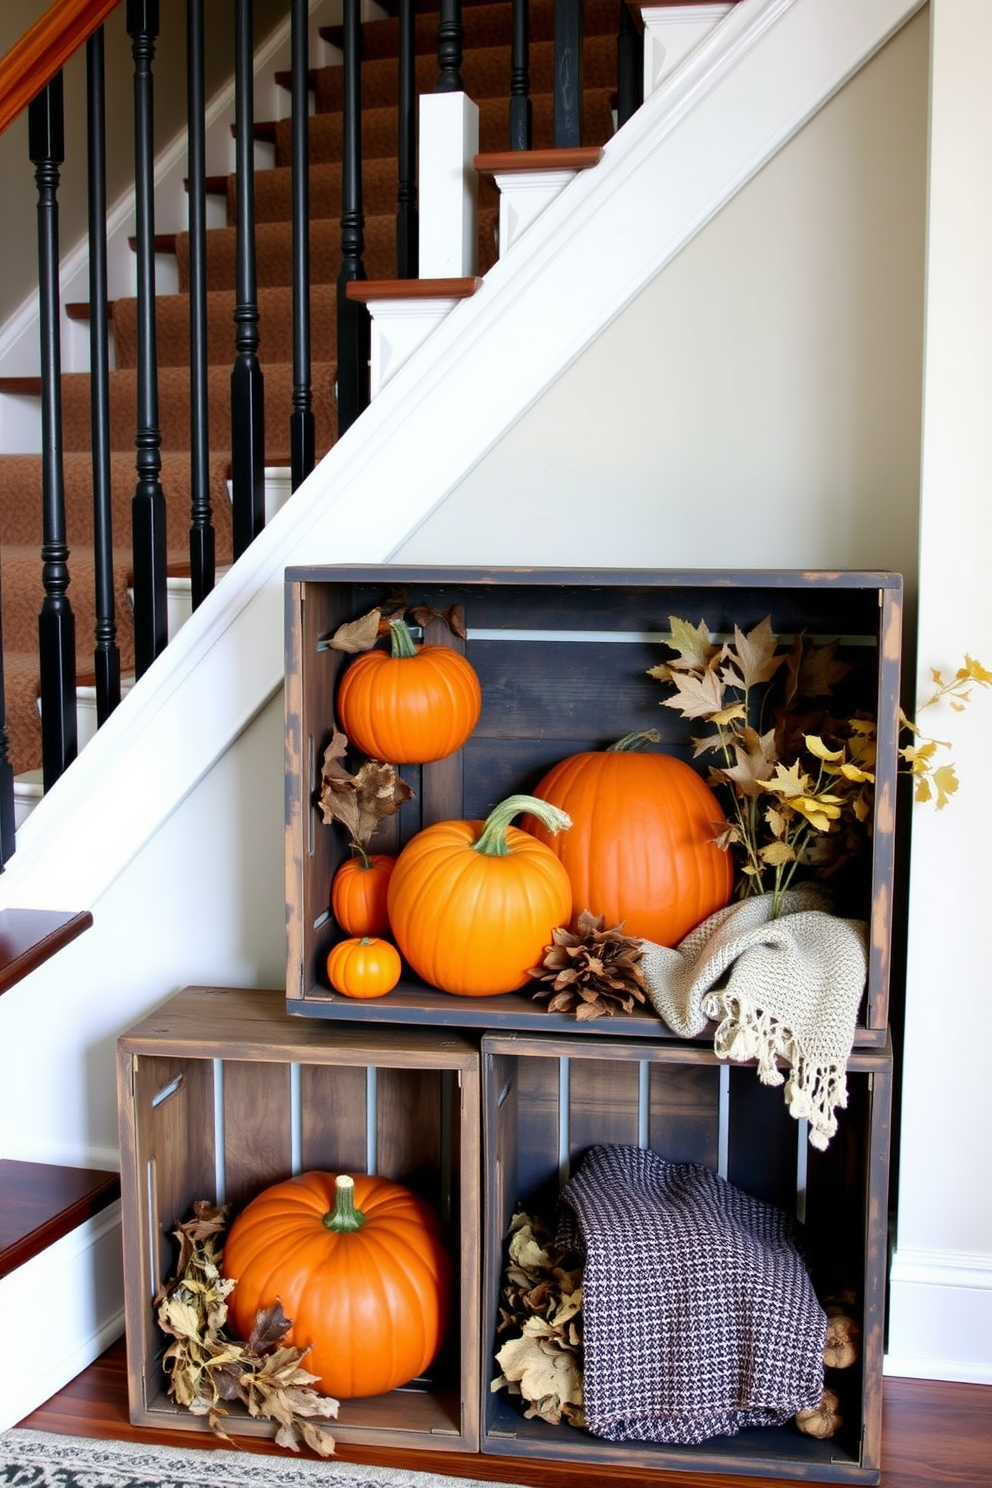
[[222, 1061, 293, 1211], [376, 1066, 444, 1192], [300, 1063, 369, 1173], [726, 1066, 801, 1217], [124, 1052, 215, 1421], [647, 1061, 722, 1168]]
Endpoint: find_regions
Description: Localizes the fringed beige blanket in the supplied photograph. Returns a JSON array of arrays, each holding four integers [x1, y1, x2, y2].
[[640, 888, 867, 1150]]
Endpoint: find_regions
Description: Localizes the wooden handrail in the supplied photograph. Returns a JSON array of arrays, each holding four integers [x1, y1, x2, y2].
[[0, 0, 122, 139]]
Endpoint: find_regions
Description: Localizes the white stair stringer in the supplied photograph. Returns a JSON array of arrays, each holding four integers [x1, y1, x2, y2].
[[0, 0, 924, 917]]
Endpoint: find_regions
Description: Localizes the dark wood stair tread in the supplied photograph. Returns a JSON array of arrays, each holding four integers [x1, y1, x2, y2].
[[0, 1160, 120, 1279], [0, 908, 94, 997], [474, 145, 603, 173], [346, 276, 482, 302]]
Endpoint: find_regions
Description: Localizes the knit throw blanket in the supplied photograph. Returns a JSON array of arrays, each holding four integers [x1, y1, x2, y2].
[[639, 889, 868, 1150], [557, 1145, 827, 1446]]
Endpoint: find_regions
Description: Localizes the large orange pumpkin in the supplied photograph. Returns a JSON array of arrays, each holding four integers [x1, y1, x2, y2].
[[387, 794, 572, 996], [223, 1171, 451, 1399], [336, 617, 481, 764], [523, 732, 734, 946], [331, 852, 395, 936]]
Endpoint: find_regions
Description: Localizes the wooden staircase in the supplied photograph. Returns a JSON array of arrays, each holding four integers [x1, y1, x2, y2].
[[0, 0, 620, 798]]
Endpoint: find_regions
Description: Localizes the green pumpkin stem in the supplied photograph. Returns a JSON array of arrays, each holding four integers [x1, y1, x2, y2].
[[608, 729, 661, 753], [323, 1174, 366, 1232], [349, 842, 372, 870], [473, 793, 571, 857], [387, 617, 419, 659]]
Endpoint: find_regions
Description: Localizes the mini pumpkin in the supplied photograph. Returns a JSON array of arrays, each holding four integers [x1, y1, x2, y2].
[[331, 852, 396, 937], [336, 617, 481, 764], [523, 730, 734, 946], [326, 935, 402, 998], [387, 793, 572, 996], [223, 1171, 451, 1398]]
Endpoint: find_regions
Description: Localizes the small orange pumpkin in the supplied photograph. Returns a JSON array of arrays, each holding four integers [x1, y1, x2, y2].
[[336, 617, 481, 764], [387, 793, 572, 996], [331, 852, 395, 936], [223, 1171, 451, 1398], [326, 935, 402, 998], [524, 731, 734, 946]]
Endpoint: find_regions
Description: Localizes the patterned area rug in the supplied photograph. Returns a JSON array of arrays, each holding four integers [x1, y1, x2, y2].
[[0, 1430, 523, 1488]]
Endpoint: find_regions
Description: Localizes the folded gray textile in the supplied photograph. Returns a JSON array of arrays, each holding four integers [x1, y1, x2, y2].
[[557, 1144, 827, 1446], [640, 888, 868, 1150]]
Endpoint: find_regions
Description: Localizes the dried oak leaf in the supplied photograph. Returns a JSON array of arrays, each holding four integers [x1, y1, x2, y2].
[[492, 1210, 585, 1429], [318, 730, 414, 848], [529, 910, 648, 1020], [324, 608, 382, 654]]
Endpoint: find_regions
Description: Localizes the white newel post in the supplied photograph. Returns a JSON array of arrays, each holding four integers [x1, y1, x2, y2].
[[418, 92, 480, 276], [640, 4, 734, 99]]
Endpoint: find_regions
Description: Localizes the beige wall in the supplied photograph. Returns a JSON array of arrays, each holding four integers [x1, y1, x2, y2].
[[399, 8, 927, 602], [0, 0, 289, 323]]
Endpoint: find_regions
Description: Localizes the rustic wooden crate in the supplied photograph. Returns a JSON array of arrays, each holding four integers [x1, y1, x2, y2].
[[116, 985, 482, 1453], [285, 566, 902, 1040], [480, 1030, 893, 1485]]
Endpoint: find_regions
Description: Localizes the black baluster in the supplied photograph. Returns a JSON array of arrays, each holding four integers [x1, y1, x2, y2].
[[86, 28, 121, 724], [396, 0, 418, 275], [509, 0, 531, 150], [434, 0, 464, 92], [128, 0, 168, 677], [29, 73, 77, 790], [290, 0, 314, 488], [0, 603, 16, 866], [554, 0, 583, 147], [336, 0, 369, 435], [616, 0, 643, 130], [232, 0, 265, 555], [187, 0, 215, 604]]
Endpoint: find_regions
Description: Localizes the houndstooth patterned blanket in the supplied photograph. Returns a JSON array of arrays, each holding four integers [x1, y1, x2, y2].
[[557, 1144, 826, 1446]]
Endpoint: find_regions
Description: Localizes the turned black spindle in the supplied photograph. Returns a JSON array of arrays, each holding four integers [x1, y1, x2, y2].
[[554, 0, 583, 147], [186, 0, 215, 605], [290, 0, 314, 489], [127, 0, 168, 677], [231, 0, 266, 556], [616, 0, 644, 130], [0, 606, 15, 866], [29, 73, 77, 790], [336, 0, 369, 435], [86, 28, 121, 724], [510, 0, 532, 149], [396, 0, 418, 276], [434, 0, 464, 92]]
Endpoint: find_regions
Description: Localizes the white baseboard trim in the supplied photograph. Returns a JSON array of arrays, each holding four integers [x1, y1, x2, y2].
[[0, 1203, 125, 1431], [885, 1246, 992, 1385]]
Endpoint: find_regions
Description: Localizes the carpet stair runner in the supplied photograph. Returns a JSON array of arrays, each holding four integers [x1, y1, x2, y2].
[[0, 0, 619, 783]]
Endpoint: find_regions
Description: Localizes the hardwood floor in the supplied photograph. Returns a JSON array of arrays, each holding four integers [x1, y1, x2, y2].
[[16, 1337, 992, 1488]]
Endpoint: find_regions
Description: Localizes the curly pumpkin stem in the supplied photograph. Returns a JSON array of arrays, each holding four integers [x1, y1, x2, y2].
[[386, 617, 419, 659], [608, 729, 661, 753], [473, 794, 572, 857], [323, 1174, 367, 1232]]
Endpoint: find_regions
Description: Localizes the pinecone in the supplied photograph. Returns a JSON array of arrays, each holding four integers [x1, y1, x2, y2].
[[528, 910, 648, 1020]]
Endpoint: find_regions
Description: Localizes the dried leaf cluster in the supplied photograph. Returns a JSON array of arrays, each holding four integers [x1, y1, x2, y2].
[[491, 1210, 585, 1428], [155, 1201, 338, 1457], [318, 730, 414, 858], [323, 597, 467, 656], [649, 616, 877, 915], [528, 910, 648, 1020]]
